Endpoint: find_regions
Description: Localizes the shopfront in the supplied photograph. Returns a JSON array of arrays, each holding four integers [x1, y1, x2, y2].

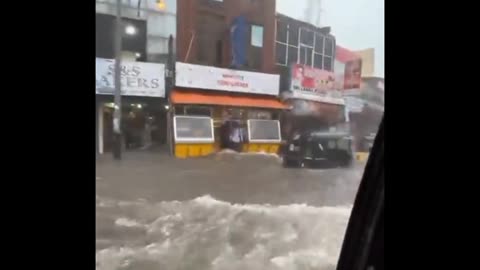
[[345, 77, 384, 152], [170, 62, 287, 158], [95, 58, 167, 154], [281, 63, 347, 140]]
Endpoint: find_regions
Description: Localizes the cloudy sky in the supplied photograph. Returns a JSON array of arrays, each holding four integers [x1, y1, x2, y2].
[[277, 0, 384, 77]]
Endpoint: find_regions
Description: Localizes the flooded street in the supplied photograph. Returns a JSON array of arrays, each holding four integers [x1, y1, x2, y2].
[[96, 152, 365, 270]]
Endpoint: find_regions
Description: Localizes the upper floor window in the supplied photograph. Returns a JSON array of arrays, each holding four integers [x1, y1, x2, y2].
[[248, 24, 264, 70], [251, 25, 264, 47], [275, 20, 335, 71]]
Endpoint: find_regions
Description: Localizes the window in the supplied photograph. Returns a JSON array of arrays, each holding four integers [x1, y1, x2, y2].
[[298, 46, 306, 65], [287, 45, 298, 65], [337, 139, 350, 151], [299, 45, 312, 66], [313, 53, 323, 69], [275, 20, 291, 66], [173, 116, 214, 143], [306, 47, 313, 66], [300, 28, 314, 46], [299, 28, 314, 66], [276, 21, 287, 43], [276, 43, 287, 65], [288, 25, 299, 46], [314, 33, 324, 54], [275, 20, 335, 68], [325, 38, 334, 57], [249, 25, 263, 69], [251, 25, 264, 47], [324, 56, 333, 71], [248, 119, 282, 142]]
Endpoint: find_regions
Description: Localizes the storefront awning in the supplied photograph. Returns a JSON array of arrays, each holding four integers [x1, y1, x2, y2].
[[171, 90, 289, 110]]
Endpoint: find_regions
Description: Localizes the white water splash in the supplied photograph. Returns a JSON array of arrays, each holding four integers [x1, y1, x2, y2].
[[215, 149, 283, 162], [114, 218, 145, 228], [96, 195, 352, 270]]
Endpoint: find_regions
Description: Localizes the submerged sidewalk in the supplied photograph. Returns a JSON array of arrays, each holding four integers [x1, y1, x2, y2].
[[96, 151, 364, 207]]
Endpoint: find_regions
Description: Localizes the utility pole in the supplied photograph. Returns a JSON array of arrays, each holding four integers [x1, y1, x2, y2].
[[113, 0, 123, 160], [166, 35, 174, 156]]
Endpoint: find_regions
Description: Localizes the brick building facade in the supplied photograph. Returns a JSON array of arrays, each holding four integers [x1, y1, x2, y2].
[[176, 0, 276, 73]]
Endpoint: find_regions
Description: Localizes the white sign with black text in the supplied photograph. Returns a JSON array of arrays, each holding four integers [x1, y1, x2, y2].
[[175, 62, 280, 96], [96, 58, 165, 97]]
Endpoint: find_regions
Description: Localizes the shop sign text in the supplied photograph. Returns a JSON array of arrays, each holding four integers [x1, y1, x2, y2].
[[175, 62, 279, 96], [289, 64, 344, 105], [96, 58, 165, 97]]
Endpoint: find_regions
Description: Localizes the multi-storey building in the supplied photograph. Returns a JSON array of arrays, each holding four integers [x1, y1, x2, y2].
[[336, 45, 383, 152], [176, 0, 276, 73], [274, 13, 344, 139], [95, 0, 175, 154], [171, 0, 286, 158]]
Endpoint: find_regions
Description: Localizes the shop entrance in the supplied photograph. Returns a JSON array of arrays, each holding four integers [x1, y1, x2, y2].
[[215, 107, 277, 152], [219, 120, 246, 152], [215, 108, 247, 152], [170, 89, 289, 157], [101, 102, 168, 153]]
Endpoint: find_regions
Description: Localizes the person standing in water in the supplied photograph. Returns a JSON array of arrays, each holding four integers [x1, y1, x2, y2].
[[142, 115, 153, 150], [229, 121, 243, 152]]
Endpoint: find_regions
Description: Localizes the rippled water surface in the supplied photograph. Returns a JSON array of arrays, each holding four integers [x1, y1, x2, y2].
[[96, 152, 364, 270]]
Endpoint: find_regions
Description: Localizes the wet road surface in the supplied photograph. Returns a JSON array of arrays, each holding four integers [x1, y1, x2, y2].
[[96, 151, 365, 270]]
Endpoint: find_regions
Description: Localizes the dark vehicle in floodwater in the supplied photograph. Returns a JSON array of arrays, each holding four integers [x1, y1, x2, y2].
[[283, 130, 354, 168], [361, 133, 376, 152]]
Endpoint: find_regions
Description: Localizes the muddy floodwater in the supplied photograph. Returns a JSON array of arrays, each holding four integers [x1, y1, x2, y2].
[[96, 152, 365, 270]]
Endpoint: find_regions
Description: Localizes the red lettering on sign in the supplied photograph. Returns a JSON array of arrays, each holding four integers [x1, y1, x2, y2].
[[222, 74, 244, 80], [217, 80, 249, 88]]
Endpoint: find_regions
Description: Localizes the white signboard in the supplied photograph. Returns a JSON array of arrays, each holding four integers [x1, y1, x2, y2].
[[96, 58, 165, 97], [283, 90, 345, 105], [175, 62, 280, 96], [344, 96, 365, 113]]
